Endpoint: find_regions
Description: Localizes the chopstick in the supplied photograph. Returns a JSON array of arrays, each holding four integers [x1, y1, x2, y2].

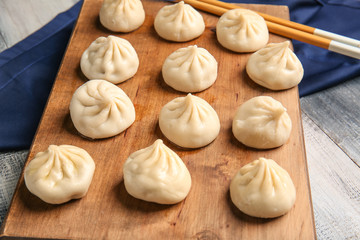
[[175, 0, 360, 59], [198, 0, 360, 48]]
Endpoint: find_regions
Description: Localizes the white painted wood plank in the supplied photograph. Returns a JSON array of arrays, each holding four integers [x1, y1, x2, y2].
[[0, 0, 79, 52], [302, 113, 360, 240], [300, 76, 360, 167]]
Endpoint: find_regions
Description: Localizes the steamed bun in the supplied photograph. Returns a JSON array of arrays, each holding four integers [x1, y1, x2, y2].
[[162, 45, 218, 92], [80, 35, 139, 84], [154, 1, 205, 42], [99, 0, 145, 32], [246, 41, 304, 90], [159, 94, 220, 148], [70, 79, 135, 139], [123, 139, 191, 204], [24, 145, 95, 204], [232, 96, 292, 149], [216, 9, 269, 52], [230, 157, 296, 218]]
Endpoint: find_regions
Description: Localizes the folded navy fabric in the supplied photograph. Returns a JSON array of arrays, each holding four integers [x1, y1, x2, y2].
[[0, 0, 359, 150], [0, 1, 83, 150]]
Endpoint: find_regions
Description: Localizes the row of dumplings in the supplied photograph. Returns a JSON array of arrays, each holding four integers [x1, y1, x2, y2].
[[80, 35, 219, 92], [90, 0, 304, 91], [23, 0, 299, 219], [24, 141, 295, 219], [70, 79, 292, 150], [81, 33, 303, 93]]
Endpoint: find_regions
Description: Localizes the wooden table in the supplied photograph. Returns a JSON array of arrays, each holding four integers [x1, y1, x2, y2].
[[0, 0, 359, 239]]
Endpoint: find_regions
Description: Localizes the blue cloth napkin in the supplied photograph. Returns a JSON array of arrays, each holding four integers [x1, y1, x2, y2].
[[0, 0, 359, 150], [0, 1, 83, 150]]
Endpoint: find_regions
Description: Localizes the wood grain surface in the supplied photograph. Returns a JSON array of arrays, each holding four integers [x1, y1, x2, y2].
[[0, 0, 316, 239], [301, 113, 360, 240], [301, 77, 360, 167]]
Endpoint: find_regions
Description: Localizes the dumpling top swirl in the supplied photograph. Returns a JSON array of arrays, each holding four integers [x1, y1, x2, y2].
[[70, 79, 135, 139], [80, 35, 139, 84], [246, 41, 304, 90], [230, 157, 296, 218], [159, 94, 220, 148], [99, 0, 145, 32], [24, 145, 95, 204], [154, 1, 205, 42], [162, 45, 218, 92], [216, 9, 269, 52], [123, 139, 192, 204], [232, 96, 292, 149]]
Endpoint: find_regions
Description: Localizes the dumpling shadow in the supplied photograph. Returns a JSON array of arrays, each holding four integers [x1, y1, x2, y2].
[[155, 71, 212, 96], [242, 69, 267, 92], [62, 113, 96, 142], [228, 126, 281, 153], [228, 126, 249, 151], [155, 71, 182, 95], [154, 121, 165, 139], [94, 16, 119, 36], [209, 26, 216, 34], [18, 180, 76, 212], [115, 180, 174, 213], [211, 33, 241, 55], [153, 122, 183, 151], [63, 113, 78, 136], [76, 65, 88, 83], [149, 25, 167, 42], [226, 189, 275, 224], [63, 113, 104, 142], [242, 70, 284, 95], [94, 16, 144, 36], [150, 24, 203, 45], [154, 122, 203, 154]]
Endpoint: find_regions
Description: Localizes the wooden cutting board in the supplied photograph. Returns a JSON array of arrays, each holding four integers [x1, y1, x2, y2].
[[0, 0, 316, 239]]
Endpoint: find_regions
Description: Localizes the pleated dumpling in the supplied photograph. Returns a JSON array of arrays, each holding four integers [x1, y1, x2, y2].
[[232, 96, 291, 149], [216, 9, 269, 52], [123, 139, 191, 204], [80, 35, 139, 84], [70, 80, 135, 139], [162, 45, 218, 92], [24, 145, 95, 204], [99, 0, 145, 32], [246, 41, 304, 90], [230, 157, 296, 218], [154, 1, 205, 42], [159, 94, 220, 148]]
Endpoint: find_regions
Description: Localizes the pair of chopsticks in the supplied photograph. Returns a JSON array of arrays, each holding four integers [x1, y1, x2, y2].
[[175, 0, 360, 59]]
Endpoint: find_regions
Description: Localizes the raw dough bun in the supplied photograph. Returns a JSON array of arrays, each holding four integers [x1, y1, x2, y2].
[[70, 79, 135, 139], [246, 41, 304, 90], [159, 94, 220, 148], [80, 35, 139, 84], [230, 157, 296, 218], [162, 45, 218, 92], [154, 1, 205, 42], [232, 96, 291, 149], [216, 8, 269, 52], [123, 139, 191, 204], [24, 145, 95, 204], [99, 0, 145, 32]]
